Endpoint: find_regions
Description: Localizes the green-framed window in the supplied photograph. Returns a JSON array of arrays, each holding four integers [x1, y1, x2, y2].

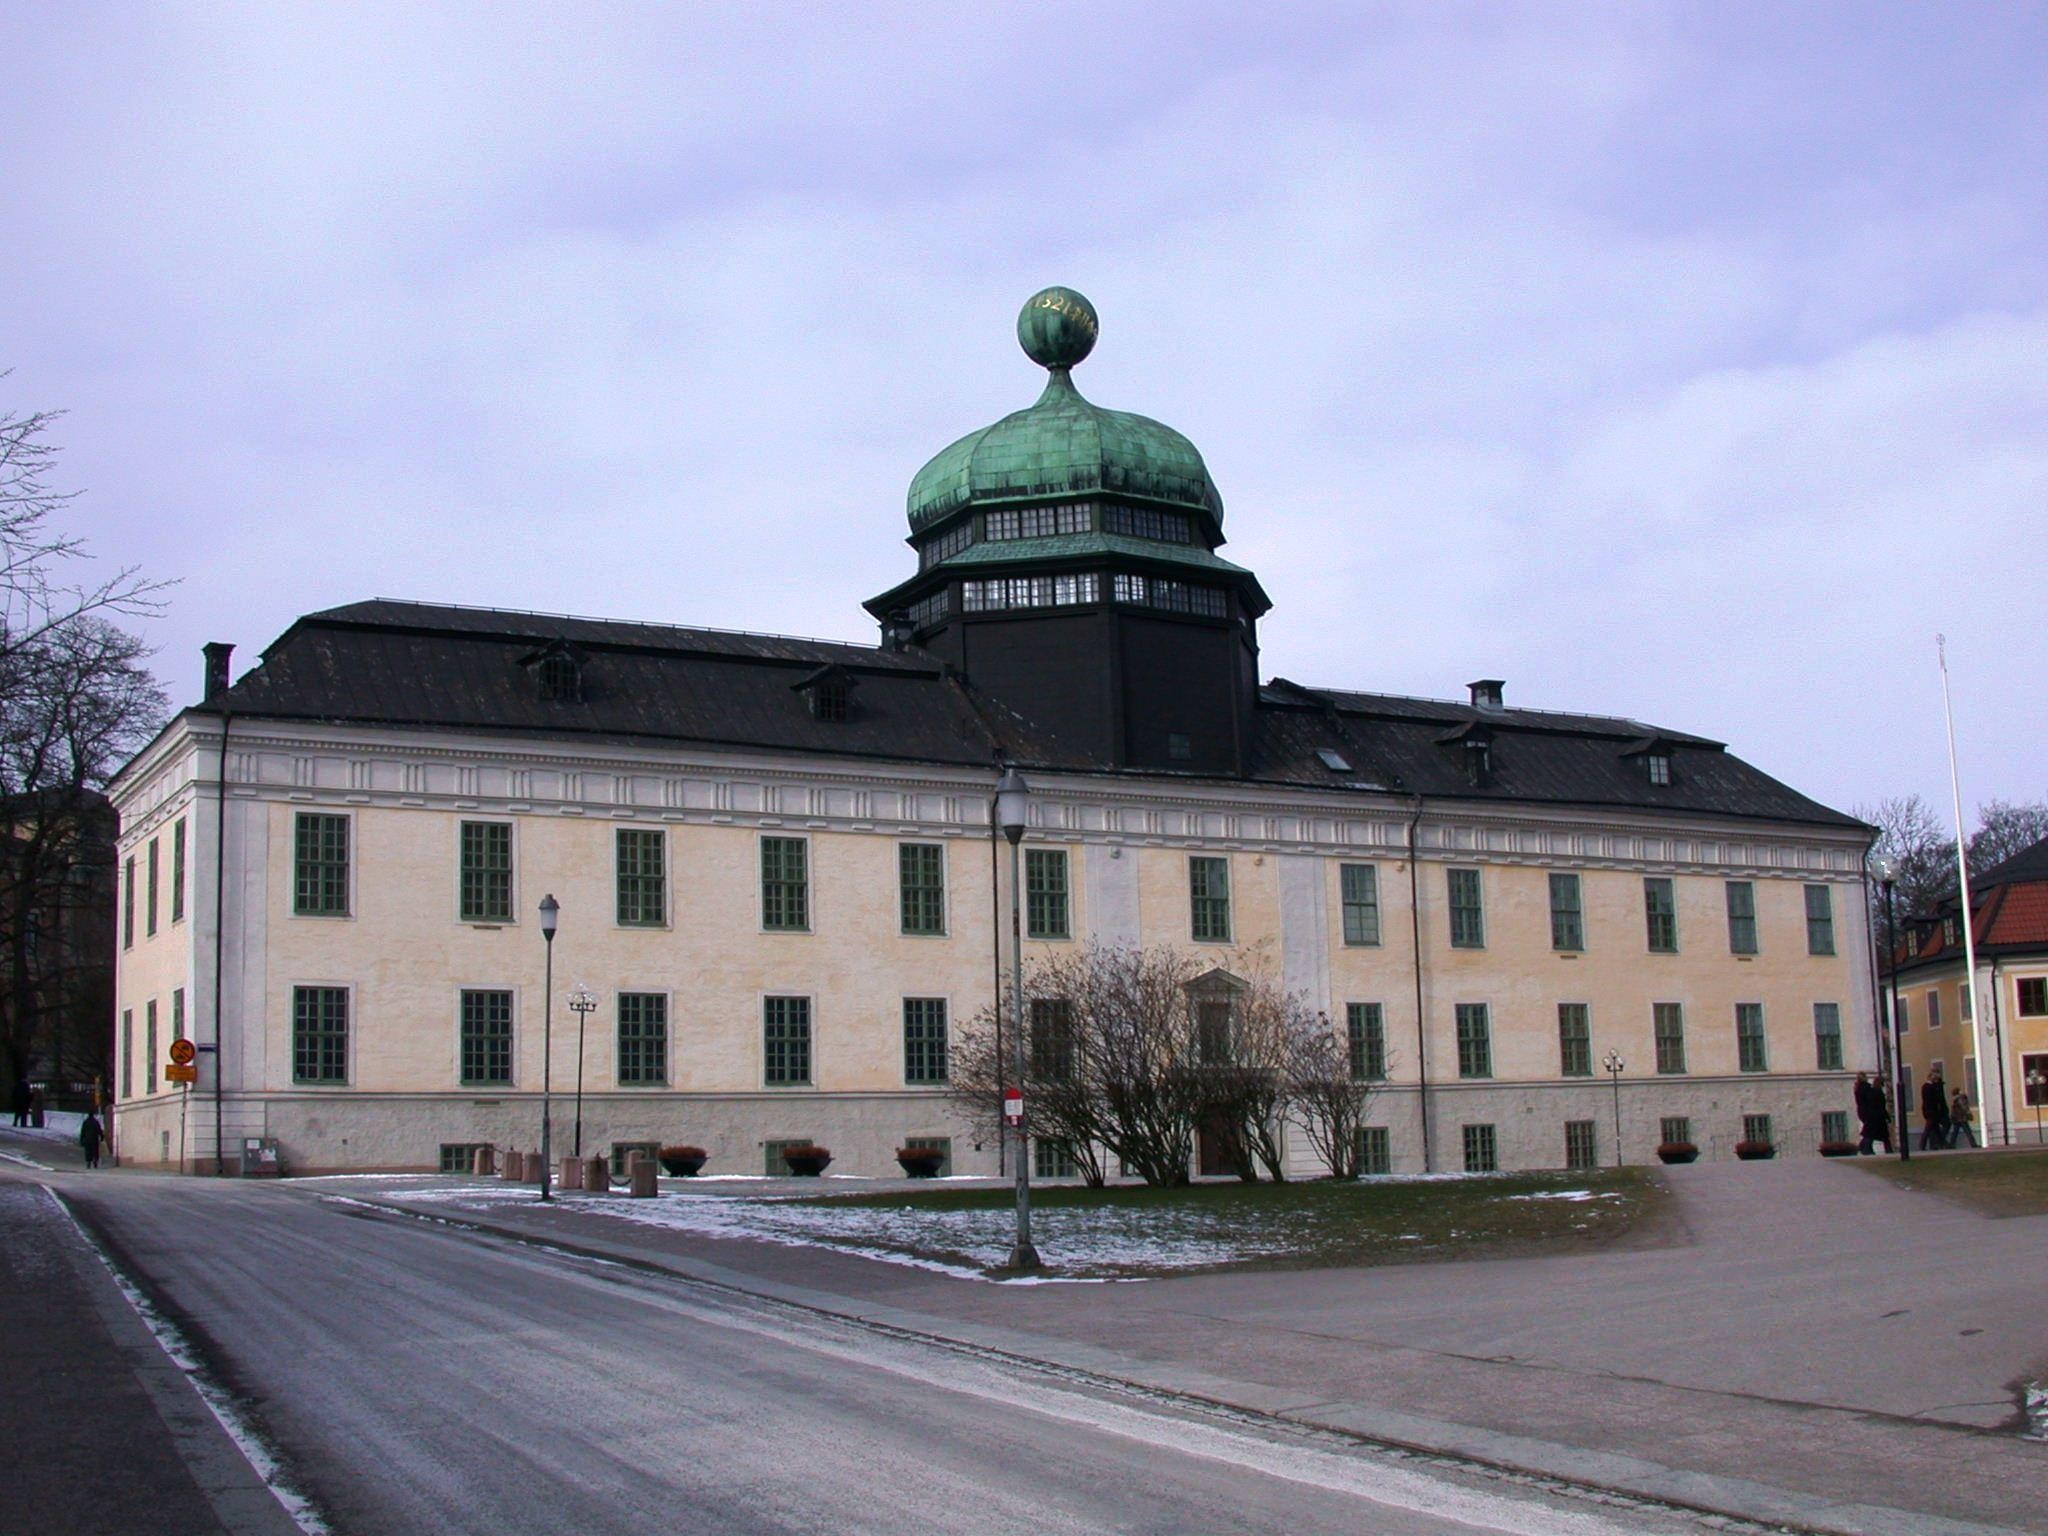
[[145, 1000, 157, 1095], [1357, 1125, 1392, 1175], [616, 992, 668, 1085], [1644, 878, 1677, 953], [1557, 1002, 1592, 1077], [1565, 1120, 1598, 1171], [1030, 997, 1076, 1082], [458, 822, 513, 923], [1347, 1002, 1386, 1081], [120, 1010, 132, 1097], [1653, 1002, 1686, 1074], [902, 997, 948, 1084], [1548, 872, 1583, 952], [171, 818, 186, 923], [1025, 849, 1070, 939], [1034, 1138, 1077, 1178], [615, 829, 666, 927], [899, 843, 945, 936], [1813, 1002, 1843, 1071], [1189, 856, 1231, 942], [1725, 881, 1758, 955], [146, 837, 159, 936], [1736, 1003, 1768, 1072], [292, 986, 349, 1085], [764, 995, 812, 1084], [459, 989, 513, 1085], [122, 857, 135, 948], [1804, 885, 1836, 955], [761, 837, 809, 931], [1821, 1110, 1849, 1144], [1447, 868, 1484, 948], [295, 813, 351, 917], [1340, 863, 1381, 946], [1660, 1115, 1692, 1146], [1455, 1002, 1491, 1079], [171, 987, 184, 1042], [1743, 1113, 1773, 1146], [1461, 1123, 1498, 1173]]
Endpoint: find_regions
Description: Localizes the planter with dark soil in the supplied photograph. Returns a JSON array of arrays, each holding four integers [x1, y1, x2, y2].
[[1817, 1141, 1860, 1158], [895, 1147, 945, 1178], [781, 1145, 832, 1177], [1655, 1141, 1699, 1164], [659, 1145, 707, 1177], [1734, 1140, 1776, 1161]]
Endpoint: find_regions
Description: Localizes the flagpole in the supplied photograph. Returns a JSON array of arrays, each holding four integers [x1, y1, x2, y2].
[[1938, 635, 1998, 1145]]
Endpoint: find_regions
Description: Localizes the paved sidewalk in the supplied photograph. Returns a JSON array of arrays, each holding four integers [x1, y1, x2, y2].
[[0, 1174, 299, 1536], [333, 1157, 2047, 1536]]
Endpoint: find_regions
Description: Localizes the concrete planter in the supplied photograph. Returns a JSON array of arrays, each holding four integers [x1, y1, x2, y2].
[[1734, 1141, 1776, 1161], [659, 1148, 707, 1177], [782, 1147, 832, 1177], [895, 1151, 944, 1178], [1656, 1142, 1699, 1164]]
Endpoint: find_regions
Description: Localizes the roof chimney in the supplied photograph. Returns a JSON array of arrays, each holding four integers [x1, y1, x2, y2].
[[203, 642, 234, 705], [1468, 678, 1504, 712]]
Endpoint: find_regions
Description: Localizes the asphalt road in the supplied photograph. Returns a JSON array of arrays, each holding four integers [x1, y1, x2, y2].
[[54, 1175, 1768, 1536]]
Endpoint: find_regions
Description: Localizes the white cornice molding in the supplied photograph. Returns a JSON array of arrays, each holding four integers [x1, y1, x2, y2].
[[152, 716, 1867, 877]]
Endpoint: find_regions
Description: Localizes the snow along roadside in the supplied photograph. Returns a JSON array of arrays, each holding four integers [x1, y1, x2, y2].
[[45, 1185, 329, 1536]]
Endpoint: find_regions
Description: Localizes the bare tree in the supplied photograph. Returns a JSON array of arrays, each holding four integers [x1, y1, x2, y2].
[[1287, 1020, 1386, 1179], [1861, 793, 2048, 951], [1, 617, 167, 1087], [2, 388, 168, 663], [948, 944, 1333, 1187], [1969, 798, 2048, 876]]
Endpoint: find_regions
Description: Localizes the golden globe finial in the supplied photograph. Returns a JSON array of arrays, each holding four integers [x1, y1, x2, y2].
[[1017, 286, 1098, 370]]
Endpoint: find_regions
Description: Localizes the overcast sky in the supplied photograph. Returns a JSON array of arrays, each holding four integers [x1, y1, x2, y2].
[[5, 2, 2042, 819]]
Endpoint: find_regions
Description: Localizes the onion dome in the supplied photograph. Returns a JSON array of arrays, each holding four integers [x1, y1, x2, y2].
[[905, 288, 1224, 533]]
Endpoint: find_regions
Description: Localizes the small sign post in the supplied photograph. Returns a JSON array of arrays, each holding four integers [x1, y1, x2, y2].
[[1003, 1089, 1024, 1128]]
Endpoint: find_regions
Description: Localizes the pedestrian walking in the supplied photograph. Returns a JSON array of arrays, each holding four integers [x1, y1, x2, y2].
[[9, 1077, 28, 1127], [1949, 1087, 1976, 1149], [1854, 1071, 1892, 1155], [79, 1112, 104, 1169], [1920, 1068, 1950, 1151]]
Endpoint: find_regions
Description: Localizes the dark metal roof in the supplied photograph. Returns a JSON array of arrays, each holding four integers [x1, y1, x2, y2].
[[199, 600, 1860, 828]]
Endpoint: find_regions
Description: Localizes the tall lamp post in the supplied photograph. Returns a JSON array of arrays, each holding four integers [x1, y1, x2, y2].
[[1601, 1050, 1625, 1168], [568, 985, 599, 1158], [1873, 857, 1909, 1163], [995, 767, 1041, 1272], [2027, 1066, 2045, 1148], [538, 894, 558, 1201]]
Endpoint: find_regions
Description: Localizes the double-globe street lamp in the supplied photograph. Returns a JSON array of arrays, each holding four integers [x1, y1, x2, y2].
[[1601, 1050, 1625, 1168], [538, 894, 559, 1201], [995, 767, 1041, 1272], [569, 985, 600, 1158]]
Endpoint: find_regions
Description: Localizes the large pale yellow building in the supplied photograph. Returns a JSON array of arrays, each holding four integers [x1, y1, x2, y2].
[[109, 290, 1876, 1176]]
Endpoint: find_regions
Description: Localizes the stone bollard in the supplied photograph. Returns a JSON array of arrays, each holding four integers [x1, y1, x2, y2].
[[627, 1152, 658, 1198], [559, 1154, 583, 1191], [473, 1145, 496, 1177], [586, 1156, 610, 1193]]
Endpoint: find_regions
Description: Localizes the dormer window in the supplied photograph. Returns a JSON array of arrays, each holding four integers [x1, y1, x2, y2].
[[1645, 753, 1671, 786], [791, 664, 857, 722], [521, 641, 585, 703], [1464, 736, 1492, 786]]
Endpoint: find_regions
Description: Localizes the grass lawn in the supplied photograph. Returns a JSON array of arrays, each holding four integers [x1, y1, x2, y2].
[[790, 1169, 1665, 1278], [1848, 1146, 2048, 1217]]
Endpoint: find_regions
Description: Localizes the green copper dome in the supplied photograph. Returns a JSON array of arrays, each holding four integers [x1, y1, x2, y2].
[[907, 290, 1224, 532]]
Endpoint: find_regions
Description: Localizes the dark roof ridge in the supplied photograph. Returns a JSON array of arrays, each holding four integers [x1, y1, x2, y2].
[[1287, 683, 1724, 748]]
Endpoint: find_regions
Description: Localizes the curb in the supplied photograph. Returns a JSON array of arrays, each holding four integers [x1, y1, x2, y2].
[[336, 1189, 2037, 1536]]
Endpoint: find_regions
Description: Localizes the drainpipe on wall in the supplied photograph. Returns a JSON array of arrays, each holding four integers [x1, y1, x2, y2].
[[1406, 798, 1432, 1173], [1989, 961, 2012, 1145], [204, 642, 233, 1177]]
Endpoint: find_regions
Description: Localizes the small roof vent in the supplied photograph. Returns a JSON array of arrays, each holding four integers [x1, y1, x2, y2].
[[1468, 678, 1505, 712], [1315, 748, 1353, 773]]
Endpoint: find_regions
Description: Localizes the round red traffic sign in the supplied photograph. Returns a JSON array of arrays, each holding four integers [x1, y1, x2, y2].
[[169, 1037, 197, 1067]]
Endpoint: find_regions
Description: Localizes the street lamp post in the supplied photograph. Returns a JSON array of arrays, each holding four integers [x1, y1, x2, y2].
[[568, 985, 599, 1159], [1601, 1050, 1625, 1168], [995, 767, 1041, 1272], [538, 894, 558, 1201], [2028, 1067, 2045, 1147], [1873, 857, 1909, 1163]]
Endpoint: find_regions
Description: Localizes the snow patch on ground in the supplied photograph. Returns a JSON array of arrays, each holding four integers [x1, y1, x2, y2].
[[1507, 1190, 1619, 1203]]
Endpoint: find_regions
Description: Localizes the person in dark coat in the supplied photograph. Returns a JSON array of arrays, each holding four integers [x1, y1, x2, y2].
[[1854, 1072, 1892, 1154], [1920, 1068, 1949, 1151], [1949, 1087, 1975, 1149], [10, 1078, 29, 1127], [79, 1112, 104, 1169]]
